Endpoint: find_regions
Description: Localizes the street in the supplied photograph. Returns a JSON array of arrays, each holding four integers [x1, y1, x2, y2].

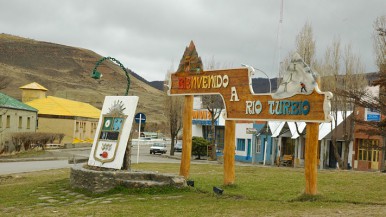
[[0, 143, 183, 175]]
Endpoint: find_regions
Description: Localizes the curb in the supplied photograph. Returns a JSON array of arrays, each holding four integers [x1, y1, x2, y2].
[[0, 157, 68, 162]]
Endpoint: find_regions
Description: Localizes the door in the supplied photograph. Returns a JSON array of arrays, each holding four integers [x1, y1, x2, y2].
[[254, 136, 263, 162], [246, 139, 251, 160], [370, 149, 379, 170]]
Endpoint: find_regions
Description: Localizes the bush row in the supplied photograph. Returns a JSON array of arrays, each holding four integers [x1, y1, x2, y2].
[[10, 132, 64, 152]]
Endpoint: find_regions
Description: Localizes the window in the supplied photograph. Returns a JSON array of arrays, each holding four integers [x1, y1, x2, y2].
[[216, 127, 225, 150], [27, 117, 31, 129], [255, 136, 261, 153], [236, 138, 245, 151], [18, 116, 22, 129], [91, 122, 97, 133], [6, 115, 10, 128], [82, 122, 86, 133], [358, 139, 379, 162]]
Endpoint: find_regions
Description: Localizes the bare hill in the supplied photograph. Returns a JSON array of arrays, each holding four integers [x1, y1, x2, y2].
[[0, 33, 167, 130]]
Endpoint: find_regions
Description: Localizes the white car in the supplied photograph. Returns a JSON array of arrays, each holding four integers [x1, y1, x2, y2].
[[150, 143, 167, 154], [174, 141, 182, 152]]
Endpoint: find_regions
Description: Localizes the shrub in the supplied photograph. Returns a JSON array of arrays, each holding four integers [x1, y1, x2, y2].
[[11, 132, 65, 151], [192, 136, 210, 159]]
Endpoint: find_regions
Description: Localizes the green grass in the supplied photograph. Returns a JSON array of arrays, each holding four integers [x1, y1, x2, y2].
[[0, 164, 385, 216], [0, 149, 46, 159]]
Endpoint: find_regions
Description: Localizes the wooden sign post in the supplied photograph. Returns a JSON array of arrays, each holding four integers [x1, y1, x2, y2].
[[168, 42, 332, 195], [224, 120, 236, 185], [180, 95, 193, 178], [305, 123, 319, 194]]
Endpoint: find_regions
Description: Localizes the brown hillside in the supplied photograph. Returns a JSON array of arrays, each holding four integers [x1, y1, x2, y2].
[[0, 33, 167, 132]]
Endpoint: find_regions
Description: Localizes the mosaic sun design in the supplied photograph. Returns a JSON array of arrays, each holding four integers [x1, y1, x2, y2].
[[107, 100, 126, 116]]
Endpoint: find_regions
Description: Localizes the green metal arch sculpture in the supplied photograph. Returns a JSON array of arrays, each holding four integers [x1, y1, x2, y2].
[[91, 56, 131, 96]]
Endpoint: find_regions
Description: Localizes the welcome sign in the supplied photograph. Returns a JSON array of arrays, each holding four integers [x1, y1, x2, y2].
[[88, 96, 138, 169], [168, 67, 332, 122]]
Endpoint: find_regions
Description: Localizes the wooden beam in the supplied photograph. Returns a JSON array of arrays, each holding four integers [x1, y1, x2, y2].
[[179, 95, 193, 178], [224, 120, 236, 185], [304, 122, 319, 195]]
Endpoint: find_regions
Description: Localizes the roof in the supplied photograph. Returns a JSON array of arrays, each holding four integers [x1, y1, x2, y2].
[[318, 111, 353, 140], [0, 92, 38, 112], [288, 122, 306, 139], [25, 96, 100, 119], [19, 82, 48, 91], [269, 121, 286, 137], [268, 113, 352, 140]]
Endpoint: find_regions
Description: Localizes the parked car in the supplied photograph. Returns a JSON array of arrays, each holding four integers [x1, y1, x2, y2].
[[150, 143, 167, 154], [175, 141, 182, 152]]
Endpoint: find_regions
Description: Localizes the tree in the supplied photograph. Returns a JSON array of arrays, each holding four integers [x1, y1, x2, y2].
[[292, 22, 368, 170], [339, 16, 386, 171], [202, 58, 224, 160], [202, 95, 223, 160], [292, 22, 317, 166], [295, 21, 316, 67], [320, 39, 367, 169], [279, 22, 319, 89], [191, 136, 210, 159], [164, 70, 183, 156]]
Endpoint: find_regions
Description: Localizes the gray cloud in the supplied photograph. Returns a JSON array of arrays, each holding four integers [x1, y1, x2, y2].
[[0, 0, 385, 81]]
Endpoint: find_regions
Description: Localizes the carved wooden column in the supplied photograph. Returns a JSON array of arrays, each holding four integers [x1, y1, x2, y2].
[[224, 120, 235, 185], [179, 95, 193, 178]]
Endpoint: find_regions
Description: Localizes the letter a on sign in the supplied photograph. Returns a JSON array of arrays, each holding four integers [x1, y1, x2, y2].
[[230, 86, 239, 101]]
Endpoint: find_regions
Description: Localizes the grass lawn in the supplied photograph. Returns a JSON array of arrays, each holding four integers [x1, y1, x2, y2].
[[0, 149, 47, 159], [0, 163, 385, 216]]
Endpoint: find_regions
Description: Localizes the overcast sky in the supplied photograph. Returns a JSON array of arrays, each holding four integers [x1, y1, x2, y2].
[[1, 0, 385, 81]]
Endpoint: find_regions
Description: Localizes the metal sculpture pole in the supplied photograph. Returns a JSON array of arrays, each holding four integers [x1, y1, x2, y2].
[[91, 56, 132, 170], [91, 56, 131, 96]]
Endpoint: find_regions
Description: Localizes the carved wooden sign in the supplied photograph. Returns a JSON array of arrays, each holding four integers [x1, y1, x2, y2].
[[167, 53, 332, 123]]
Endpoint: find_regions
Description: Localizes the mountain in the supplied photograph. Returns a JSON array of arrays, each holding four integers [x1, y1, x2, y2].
[[131, 70, 378, 94], [252, 78, 278, 93], [129, 70, 165, 91], [0, 33, 167, 129], [130, 68, 278, 93]]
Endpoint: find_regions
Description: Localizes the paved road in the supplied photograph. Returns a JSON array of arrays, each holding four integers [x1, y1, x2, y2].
[[0, 144, 184, 175], [0, 160, 71, 175]]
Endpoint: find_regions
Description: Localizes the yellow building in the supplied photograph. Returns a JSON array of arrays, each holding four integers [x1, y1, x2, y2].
[[20, 82, 48, 102], [20, 83, 100, 144]]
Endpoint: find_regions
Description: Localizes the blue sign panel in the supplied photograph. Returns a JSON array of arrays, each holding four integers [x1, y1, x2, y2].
[[192, 119, 219, 126], [366, 114, 381, 122], [135, 113, 146, 124], [365, 108, 380, 122]]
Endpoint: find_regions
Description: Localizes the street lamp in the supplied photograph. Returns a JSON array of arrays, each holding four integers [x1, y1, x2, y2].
[[91, 56, 131, 96], [241, 64, 272, 93]]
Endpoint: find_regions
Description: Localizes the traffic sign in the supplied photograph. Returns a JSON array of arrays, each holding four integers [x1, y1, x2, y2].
[[135, 113, 146, 124]]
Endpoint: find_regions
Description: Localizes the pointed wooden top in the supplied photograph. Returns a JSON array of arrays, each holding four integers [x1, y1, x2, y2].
[[176, 41, 203, 73], [188, 40, 195, 50]]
